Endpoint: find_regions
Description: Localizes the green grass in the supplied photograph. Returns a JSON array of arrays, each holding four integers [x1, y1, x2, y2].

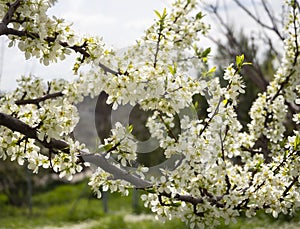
[[0, 180, 187, 229], [1, 181, 300, 229]]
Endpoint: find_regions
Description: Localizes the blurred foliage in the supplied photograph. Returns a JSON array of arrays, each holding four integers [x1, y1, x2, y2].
[[1, 180, 300, 228], [0, 160, 28, 206], [0, 180, 188, 228], [0, 157, 61, 207]]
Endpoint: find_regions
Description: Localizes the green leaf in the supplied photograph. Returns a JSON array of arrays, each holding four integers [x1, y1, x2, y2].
[[154, 10, 162, 19], [171, 202, 182, 207], [145, 188, 156, 194], [194, 101, 199, 109], [154, 8, 167, 20], [201, 47, 211, 58], [95, 143, 115, 154], [162, 8, 167, 19], [95, 144, 109, 154], [168, 63, 177, 75], [128, 124, 134, 133], [103, 143, 114, 152], [236, 54, 244, 68], [196, 11, 204, 20], [208, 66, 216, 74], [294, 135, 300, 149], [168, 65, 175, 75], [193, 44, 199, 52]]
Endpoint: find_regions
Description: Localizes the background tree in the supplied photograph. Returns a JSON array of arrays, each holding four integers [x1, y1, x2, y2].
[[202, 0, 299, 139]]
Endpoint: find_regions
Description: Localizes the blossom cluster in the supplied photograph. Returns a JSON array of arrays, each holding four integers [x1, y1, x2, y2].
[[0, 0, 299, 228], [0, 76, 83, 179]]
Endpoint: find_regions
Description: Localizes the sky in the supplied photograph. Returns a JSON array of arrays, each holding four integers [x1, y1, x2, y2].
[[0, 0, 283, 92]]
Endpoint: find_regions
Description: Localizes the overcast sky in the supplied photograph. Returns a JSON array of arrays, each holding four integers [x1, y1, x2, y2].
[[0, 0, 283, 92]]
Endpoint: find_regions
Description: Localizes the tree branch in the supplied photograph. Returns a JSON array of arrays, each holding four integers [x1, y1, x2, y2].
[[220, 127, 231, 195], [15, 92, 64, 105], [0, 26, 119, 76], [0, 112, 151, 188], [1, 0, 22, 25], [0, 112, 69, 152], [82, 154, 151, 188], [282, 175, 299, 198], [233, 0, 284, 40], [160, 191, 225, 209]]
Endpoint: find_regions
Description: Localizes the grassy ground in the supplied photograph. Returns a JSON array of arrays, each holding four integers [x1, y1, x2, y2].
[[1, 180, 300, 229], [0, 181, 188, 229]]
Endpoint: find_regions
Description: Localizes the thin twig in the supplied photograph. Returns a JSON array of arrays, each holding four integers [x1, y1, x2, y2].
[[232, 0, 284, 40]]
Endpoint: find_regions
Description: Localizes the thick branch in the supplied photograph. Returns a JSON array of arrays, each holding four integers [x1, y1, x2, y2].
[[82, 154, 151, 188], [0, 112, 69, 152], [161, 191, 225, 208], [1, 0, 22, 25], [0, 112, 151, 188]]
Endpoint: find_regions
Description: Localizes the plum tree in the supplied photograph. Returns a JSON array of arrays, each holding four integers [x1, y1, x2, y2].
[[0, 0, 299, 228]]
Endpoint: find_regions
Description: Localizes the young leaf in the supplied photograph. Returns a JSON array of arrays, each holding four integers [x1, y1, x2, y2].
[[201, 47, 211, 58], [236, 54, 244, 68], [194, 101, 199, 109], [154, 10, 162, 19], [208, 66, 216, 74], [162, 8, 167, 19], [196, 11, 204, 20], [103, 143, 114, 152], [95, 144, 113, 154], [168, 63, 177, 75], [168, 65, 175, 75], [223, 99, 228, 106], [128, 124, 134, 133], [294, 135, 300, 149]]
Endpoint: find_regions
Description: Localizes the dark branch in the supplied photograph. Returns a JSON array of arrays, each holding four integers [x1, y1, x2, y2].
[[0, 112, 69, 152], [0, 111, 151, 188], [160, 191, 225, 208], [153, 20, 164, 68], [220, 127, 232, 195], [15, 92, 64, 105], [282, 176, 299, 198], [199, 96, 222, 136], [1, 0, 22, 25]]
